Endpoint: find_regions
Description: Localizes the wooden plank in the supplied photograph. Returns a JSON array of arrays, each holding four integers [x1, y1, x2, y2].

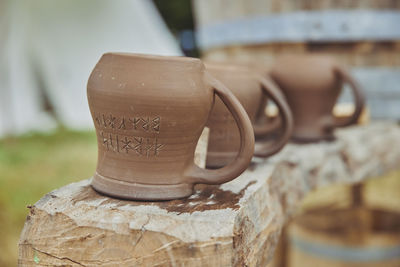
[[202, 41, 400, 67], [196, 10, 400, 49], [193, 0, 400, 27], [350, 68, 400, 120]]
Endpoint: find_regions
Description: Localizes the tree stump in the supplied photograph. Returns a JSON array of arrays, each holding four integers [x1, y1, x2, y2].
[[19, 122, 400, 266]]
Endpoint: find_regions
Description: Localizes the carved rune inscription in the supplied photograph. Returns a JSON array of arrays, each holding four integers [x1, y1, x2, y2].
[[95, 113, 163, 157], [100, 132, 163, 157], [94, 113, 160, 133]]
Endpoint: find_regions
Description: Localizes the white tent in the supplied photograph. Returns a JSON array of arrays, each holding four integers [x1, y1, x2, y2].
[[0, 0, 181, 137]]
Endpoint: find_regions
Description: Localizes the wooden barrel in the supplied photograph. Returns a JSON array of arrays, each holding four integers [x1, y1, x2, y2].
[[192, 0, 400, 120], [286, 207, 400, 267]]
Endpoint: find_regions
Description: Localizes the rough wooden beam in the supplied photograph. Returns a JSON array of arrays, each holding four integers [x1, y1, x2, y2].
[[19, 122, 400, 266]]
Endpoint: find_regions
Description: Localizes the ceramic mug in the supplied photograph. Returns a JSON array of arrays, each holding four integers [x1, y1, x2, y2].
[[270, 55, 365, 142], [87, 53, 255, 200], [205, 63, 293, 168]]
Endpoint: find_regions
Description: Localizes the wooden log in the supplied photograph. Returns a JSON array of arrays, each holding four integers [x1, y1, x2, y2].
[[18, 122, 400, 266]]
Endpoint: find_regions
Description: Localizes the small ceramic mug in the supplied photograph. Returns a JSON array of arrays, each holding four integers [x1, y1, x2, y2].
[[205, 63, 293, 168], [270, 55, 365, 142], [87, 53, 255, 200]]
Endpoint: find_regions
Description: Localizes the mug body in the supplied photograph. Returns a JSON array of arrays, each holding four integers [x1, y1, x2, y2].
[[270, 55, 342, 142], [87, 53, 213, 199], [205, 65, 261, 167]]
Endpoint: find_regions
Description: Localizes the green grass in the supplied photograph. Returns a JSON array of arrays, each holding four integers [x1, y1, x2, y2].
[[0, 128, 97, 266]]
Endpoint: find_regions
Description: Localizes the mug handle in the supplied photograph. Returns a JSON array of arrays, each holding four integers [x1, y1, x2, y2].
[[253, 117, 281, 137], [332, 66, 365, 127], [253, 76, 293, 157], [253, 77, 286, 137], [184, 72, 255, 185]]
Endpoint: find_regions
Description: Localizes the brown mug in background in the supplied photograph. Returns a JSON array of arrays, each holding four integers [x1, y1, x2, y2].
[[87, 53, 254, 200], [270, 55, 365, 142], [205, 63, 293, 168]]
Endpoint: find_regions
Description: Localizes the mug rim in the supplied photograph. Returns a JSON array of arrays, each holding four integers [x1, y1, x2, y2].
[[102, 52, 202, 64], [204, 61, 254, 75]]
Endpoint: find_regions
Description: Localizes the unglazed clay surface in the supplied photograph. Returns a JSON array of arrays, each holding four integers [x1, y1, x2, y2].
[[205, 63, 293, 168], [270, 55, 365, 142], [87, 53, 254, 200]]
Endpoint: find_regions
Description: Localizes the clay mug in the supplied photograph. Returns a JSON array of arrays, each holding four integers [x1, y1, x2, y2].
[[87, 53, 255, 200], [205, 63, 293, 168], [270, 55, 365, 142]]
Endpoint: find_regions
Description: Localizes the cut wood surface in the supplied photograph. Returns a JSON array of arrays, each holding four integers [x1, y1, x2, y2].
[[19, 122, 400, 266]]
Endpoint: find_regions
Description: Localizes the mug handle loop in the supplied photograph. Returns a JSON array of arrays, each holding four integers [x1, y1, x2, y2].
[[333, 66, 365, 127], [184, 72, 254, 185], [253, 76, 293, 157], [253, 105, 281, 137], [253, 94, 277, 137]]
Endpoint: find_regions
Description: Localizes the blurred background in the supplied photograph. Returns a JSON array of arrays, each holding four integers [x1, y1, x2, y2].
[[0, 0, 399, 266]]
